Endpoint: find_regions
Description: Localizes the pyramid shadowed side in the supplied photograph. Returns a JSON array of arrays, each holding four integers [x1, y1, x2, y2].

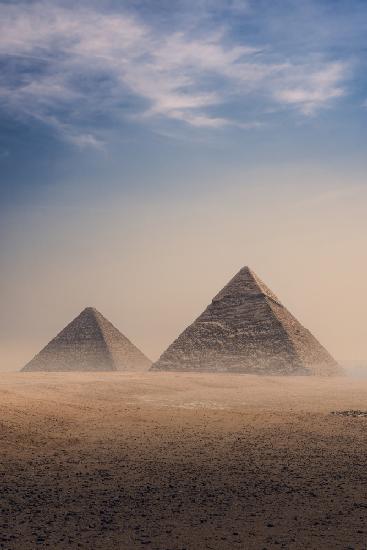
[[91, 308, 152, 372], [22, 307, 152, 372], [151, 266, 342, 376], [265, 299, 343, 376]]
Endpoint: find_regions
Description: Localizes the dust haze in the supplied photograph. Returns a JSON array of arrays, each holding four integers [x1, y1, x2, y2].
[[2, 170, 367, 372]]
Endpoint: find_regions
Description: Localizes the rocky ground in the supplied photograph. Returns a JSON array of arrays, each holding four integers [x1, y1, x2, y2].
[[0, 372, 366, 549]]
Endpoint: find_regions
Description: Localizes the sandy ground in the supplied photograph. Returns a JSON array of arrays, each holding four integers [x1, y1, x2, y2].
[[0, 372, 366, 550]]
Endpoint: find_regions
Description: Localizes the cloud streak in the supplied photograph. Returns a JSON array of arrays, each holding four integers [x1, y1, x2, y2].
[[0, 2, 350, 146], [274, 62, 348, 115]]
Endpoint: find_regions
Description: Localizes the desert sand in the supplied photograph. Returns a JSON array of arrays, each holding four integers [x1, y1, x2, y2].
[[0, 372, 366, 549]]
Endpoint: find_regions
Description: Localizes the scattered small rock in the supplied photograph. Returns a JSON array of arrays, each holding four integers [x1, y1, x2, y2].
[[331, 410, 367, 417]]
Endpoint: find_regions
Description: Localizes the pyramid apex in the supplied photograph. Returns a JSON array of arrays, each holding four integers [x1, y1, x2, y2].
[[82, 306, 98, 313], [212, 265, 279, 304], [79, 306, 104, 318], [238, 265, 258, 275], [239, 265, 253, 274]]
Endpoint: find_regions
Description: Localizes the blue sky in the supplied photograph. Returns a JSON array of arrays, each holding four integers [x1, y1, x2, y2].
[[1, 0, 366, 185], [1, 0, 367, 368]]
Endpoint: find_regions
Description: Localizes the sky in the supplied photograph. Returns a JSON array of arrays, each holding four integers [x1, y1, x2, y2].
[[1, 0, 367, 370]]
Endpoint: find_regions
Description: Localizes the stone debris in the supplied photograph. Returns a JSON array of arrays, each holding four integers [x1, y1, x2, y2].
[[22, 307, 152, 372], [331, 410, 367, 417], [151, 266, 342, 376]]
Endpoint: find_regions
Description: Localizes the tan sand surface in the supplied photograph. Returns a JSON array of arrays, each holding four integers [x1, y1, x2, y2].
[[0, 372, 366, 549]]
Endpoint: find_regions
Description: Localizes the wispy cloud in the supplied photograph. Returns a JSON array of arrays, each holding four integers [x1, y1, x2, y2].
[[274, 62, 348, 115], [0, 2, 350, 146]]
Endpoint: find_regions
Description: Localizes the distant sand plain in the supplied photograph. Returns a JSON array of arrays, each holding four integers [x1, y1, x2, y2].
[[1, 372, 367, 549]]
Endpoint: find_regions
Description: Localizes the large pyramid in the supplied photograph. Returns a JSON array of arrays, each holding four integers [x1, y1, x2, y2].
[[22, 307, 151, 372], [151, 267, 341, 375]]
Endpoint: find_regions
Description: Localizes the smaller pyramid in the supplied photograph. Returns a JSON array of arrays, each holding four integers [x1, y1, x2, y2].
[[22, 307, 151, 372], [151, 266, 342, 376]]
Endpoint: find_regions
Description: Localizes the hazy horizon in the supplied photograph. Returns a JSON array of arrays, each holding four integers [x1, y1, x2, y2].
[[1, 0, 367, 370]]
